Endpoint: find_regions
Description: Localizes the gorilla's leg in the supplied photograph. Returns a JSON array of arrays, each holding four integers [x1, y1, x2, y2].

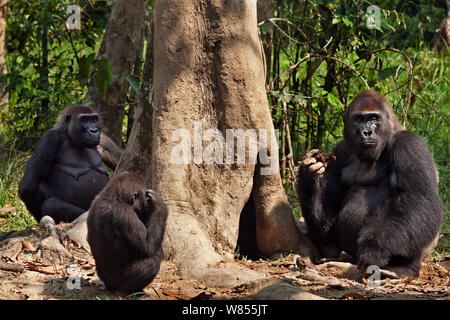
[[385, 256, 422, 277], [114, 256, 161, 294], [41, 197, 86, 223]]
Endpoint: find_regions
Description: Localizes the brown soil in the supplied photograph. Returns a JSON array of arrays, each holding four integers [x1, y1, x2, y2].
[[313, 150, 336, 163], [0, 227, 448, 300]]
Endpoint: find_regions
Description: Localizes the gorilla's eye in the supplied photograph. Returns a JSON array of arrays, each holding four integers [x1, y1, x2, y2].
[[353, 115, 363, 124]]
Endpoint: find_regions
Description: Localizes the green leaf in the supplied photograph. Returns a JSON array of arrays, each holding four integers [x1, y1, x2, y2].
[[126, 76, 140, 94], [327, 92, 343, 108], [332, 17, 341, 25], [77, 53, 96, 85], [377, 67, 397, 81], [342, 16, 353, 27], [279, 90, 291, 103]]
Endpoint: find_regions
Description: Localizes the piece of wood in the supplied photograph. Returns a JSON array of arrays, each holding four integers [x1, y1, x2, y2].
[[0, 261, 24, 272]]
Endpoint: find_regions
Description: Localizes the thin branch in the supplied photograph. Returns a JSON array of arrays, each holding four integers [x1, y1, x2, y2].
[[311, 55, 371, 90]]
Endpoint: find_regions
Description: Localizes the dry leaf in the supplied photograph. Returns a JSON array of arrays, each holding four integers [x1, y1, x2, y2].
[[343, 292, 367, 300], [22, 241, 35, 252], [26, 262, 58, 275]]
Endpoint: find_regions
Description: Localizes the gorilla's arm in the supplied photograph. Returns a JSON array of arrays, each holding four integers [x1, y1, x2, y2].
[[97, 133, 123, 171], [106, 204, 152, 257], [144, 190, 168, 254], [18, 130, 63, 218], [297, 143, 346, 244], [357, 131, 443, 269]]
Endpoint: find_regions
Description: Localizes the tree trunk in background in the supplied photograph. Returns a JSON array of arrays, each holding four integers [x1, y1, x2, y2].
[[0, 0, 7, 107], [431, 0, 450, 52], [118, 0, 318, 286], [86, 0, 147, 145], [257, 0, 274, 83], [116, 12, 154, 178], [125, 27, 145, 143]]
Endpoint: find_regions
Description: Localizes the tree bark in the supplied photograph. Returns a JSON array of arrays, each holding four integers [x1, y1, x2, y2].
[[431, 1, 450, 52], [120, 0, 318, 286], [257, 0, 274, 83], [116, 12, 154, 179], [86, 0, 147, 145]]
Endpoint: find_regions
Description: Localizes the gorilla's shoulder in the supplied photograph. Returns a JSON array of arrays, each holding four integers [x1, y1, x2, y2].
[[391, 130, 430, 153], [389, 130, 434, 170]]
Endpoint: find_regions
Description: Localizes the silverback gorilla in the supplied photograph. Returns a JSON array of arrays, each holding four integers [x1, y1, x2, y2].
[[18, 105, 122, 223], [87, 172, 168, 294], [297, 90, 442, 277]]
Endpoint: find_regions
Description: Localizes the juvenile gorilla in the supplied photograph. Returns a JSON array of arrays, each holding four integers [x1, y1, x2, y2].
[[297, 90, 442, 277], [87, 172, 168, 295], [18, 105, 122, 223]]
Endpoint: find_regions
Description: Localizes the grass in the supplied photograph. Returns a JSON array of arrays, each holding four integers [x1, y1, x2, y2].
[[0, 147, 37, 233]]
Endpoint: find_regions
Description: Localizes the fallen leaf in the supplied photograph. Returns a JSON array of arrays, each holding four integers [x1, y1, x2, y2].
[[22, 241, 35, 252], [343, 292, 367, 300], [26, 262, 58, 275]]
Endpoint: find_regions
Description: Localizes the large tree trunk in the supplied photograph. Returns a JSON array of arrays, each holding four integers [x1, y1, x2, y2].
[[86, 0, 147, 145], [118, 0, 317, 287]]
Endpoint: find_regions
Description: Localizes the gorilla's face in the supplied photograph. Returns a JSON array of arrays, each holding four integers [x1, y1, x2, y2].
[[65, 106, 101, 148], [78, 113, 101, 147], [344, 97, 392, 162]]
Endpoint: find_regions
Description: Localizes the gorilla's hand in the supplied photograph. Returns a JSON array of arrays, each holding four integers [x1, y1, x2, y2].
[[145, 189, 164, 212], [301, 149, 326, 176], [356, 247, 389, 275]]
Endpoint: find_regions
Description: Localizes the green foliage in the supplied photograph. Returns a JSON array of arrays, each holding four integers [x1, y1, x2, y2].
[[0, 146, 36, 232], [0, 0, 110, 149]]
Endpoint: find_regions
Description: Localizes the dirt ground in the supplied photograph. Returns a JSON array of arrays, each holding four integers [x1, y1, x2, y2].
[[0, 226, 448, 300]]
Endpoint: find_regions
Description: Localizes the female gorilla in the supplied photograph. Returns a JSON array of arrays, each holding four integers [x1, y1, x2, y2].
[[18, 105, 122, 223], [297, 91, 442, 277]]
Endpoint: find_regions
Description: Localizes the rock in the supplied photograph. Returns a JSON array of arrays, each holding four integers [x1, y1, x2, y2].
[[63, 211, 90, 252], [40, 236, 72, 259], [39, 216, 59, 239], [1, 238, 23, 260], [249, 282, 326, 300]]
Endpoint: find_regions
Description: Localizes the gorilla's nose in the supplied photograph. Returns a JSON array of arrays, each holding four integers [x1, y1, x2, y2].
[[362, 129, 373, 137], [89, 128, 99, 134]]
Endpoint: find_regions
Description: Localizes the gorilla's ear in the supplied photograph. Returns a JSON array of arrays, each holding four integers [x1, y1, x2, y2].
[[133, 192, 138, 200], [64, 113, 72, 123]]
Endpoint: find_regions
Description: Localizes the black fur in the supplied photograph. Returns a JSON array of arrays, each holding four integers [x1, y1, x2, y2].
[[297, 91, 442, 277], [18, 105, 122, 223], [87, 172, 168, 295]]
